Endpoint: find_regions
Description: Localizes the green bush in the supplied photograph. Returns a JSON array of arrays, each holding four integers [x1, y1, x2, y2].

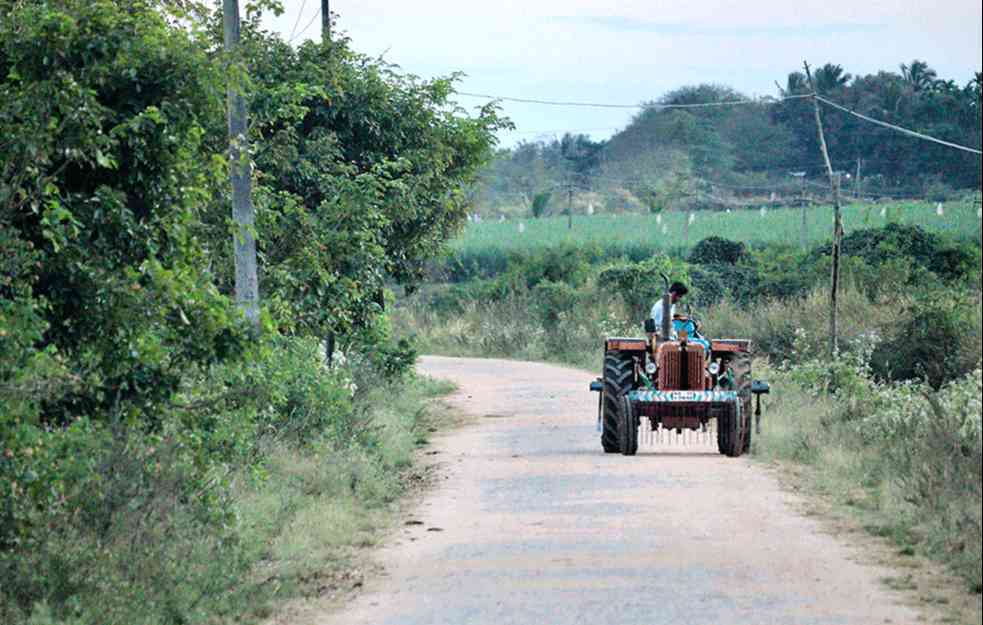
[[531, 192, 551, 218], [597, 256, 684, 319], [688, 236, 748, 265], [812, 223, 974, 283], [871, 291, 982, 388]]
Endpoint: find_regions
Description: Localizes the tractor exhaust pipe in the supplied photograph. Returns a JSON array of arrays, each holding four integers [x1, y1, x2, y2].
[[659, 272, 671, 339]]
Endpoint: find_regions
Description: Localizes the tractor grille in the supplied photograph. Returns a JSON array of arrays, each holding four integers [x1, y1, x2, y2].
[[657, 343, 706, 390]]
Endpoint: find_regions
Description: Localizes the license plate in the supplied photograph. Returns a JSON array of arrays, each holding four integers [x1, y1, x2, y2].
[[665, 391, 701, 401]]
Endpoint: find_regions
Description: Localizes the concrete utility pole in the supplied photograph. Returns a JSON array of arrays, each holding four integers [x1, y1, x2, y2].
[[321, 0, 330, 42], [804, 61, 842, 356], [224, 0, 259, 326]]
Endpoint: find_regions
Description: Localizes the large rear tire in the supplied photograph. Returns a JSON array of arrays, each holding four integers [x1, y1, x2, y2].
[[601, 351, 634, 453], [717, 352, 752, 457], [731, 351, 753, 455], [617, 394, 639, 456]]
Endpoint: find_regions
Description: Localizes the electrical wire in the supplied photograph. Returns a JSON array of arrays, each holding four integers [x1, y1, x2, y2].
[[456, 92, 813, 110], [816, 95, 982, 156], [288, 6, 321, 43], [287, 0, 309, 42]]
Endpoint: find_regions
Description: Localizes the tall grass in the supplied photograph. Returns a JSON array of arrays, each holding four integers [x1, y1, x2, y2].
[[452, 200, 981, 258]]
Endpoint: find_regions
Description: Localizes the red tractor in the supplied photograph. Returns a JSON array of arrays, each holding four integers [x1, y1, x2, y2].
[[589, 275, 769, 456]]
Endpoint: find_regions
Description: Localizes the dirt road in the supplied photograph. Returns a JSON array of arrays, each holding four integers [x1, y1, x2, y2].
[[318, 356, 923, 625]]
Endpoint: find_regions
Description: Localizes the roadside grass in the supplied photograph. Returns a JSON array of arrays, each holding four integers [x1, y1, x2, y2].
[[753, 361, 982, 613], [0, 360, 457, 625], [229, 374, 456, 621]]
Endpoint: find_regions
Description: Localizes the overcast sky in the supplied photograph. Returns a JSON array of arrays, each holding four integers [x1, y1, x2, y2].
[[263, 1, 983, 147]]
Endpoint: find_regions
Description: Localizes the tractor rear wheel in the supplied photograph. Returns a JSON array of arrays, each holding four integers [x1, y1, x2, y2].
[[601, 351, 634, 453], [617, 394, 638, 456], [732, 351, 753, 455]]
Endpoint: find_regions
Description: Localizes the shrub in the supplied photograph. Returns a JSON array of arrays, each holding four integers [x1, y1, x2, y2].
[[531, 192, 551, 218], [871, 291, 981, 388], [812, 223, 973, 283], [597, 256, 684, 319], [688, 236, 748, 265]]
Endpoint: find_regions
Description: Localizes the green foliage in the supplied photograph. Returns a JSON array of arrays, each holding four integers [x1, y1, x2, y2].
[[813, 223, 975, 283], [531, 280, 580, 324], [871, 292, 982, 388], [234, 29, 509, 340], [446, 203, 981, 275], [689, 263, 760, 306], [1, 0, 244, 429], [688, 236, 748, 265], [1, 1, 501, 622], [761, 358, 982, 593], [531, 192, 551, 218], [475, 63, 980, 214], [597, 256, 682, 319]]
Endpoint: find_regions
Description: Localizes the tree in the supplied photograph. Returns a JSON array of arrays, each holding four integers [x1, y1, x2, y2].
[[1, 0, 244, 428], [900, 60, 938, 92], [221, 25, 509, 340]]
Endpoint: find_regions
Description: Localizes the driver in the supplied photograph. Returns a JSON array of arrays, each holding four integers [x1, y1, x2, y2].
[[650, 282, 688, 338], [651, 282, 711, 354]]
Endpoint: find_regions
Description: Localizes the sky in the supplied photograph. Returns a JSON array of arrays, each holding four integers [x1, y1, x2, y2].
[[262, 1, 983, 148]]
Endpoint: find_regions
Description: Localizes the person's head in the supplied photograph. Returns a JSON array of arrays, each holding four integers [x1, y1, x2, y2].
[[669, 282, 689, 303]]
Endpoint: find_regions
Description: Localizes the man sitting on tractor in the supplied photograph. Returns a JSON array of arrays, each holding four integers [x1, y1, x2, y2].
[[650, 282, 711, 353], [650, 282, 688, 338]]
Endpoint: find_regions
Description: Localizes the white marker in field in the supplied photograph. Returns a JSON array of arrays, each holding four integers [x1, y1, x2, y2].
[[759, 206, 767, 217], [518, 222, 525, 234], [688, 213, 695, 225], [880, 206, 887, 218], [936, 202, 944, 216], [656, 214, 662, 225], [587, 202, 594, 216]]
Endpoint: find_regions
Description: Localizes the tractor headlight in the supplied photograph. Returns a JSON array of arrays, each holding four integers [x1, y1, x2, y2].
[[708, 361, 720, 376], [645, 361, 657, 375]]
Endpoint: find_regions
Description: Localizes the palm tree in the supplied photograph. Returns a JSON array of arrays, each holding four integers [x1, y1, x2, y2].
[[813, 64, 851, 94], [900, 60, 937, 92]]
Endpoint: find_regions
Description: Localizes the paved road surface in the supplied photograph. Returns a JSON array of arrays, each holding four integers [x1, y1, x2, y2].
[[316, 356, 921, 625]]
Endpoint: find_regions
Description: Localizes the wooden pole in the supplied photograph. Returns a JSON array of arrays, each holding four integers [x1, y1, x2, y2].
[[797, 174, 807, 248], [855, 157, 861, 200], [224, 0, 259, 326], [567, 185, 573, 230], [322, 0, 334, 363], [804, 61, 842, 356]]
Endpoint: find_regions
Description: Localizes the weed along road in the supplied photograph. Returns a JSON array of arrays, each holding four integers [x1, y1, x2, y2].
[[317, 356, 922, 625]]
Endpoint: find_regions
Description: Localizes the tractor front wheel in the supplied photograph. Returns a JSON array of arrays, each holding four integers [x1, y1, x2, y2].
[[602, 351, 634, 453], [617, 394, 638, 456]]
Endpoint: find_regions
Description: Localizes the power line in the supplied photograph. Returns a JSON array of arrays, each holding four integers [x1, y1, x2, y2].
[[288, 6, 321, 43], [816, 95, 982, 155], [288, 0, 309, 42], [457, 91, 813, 110]]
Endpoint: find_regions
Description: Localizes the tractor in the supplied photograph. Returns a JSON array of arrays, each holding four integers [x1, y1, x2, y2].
[[589, 274, 769, 456]]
